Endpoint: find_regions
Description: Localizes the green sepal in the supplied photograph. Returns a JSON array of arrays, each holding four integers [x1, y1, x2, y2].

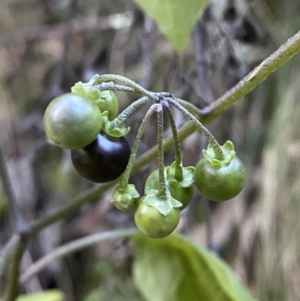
[[71, 81, 101, 100], [144, 187, 182, 216], [71, 79, 119, 119], [111, 184, 140, 211], [167, 161, 195, 188], [71, 81, 104, 106], [101, 112, 130, 138], [203, 140, 236, 168]]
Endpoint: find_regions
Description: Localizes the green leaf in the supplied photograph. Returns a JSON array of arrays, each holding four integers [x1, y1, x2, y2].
[[133, 0, 209, 53], [15, 290, 64, 301], [132, 234, 258, 301]]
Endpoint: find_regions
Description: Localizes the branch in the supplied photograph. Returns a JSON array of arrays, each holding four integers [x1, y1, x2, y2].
[[20, 229, 139, 284]]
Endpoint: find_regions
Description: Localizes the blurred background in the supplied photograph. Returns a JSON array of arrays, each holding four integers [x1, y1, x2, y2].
[[0, 0, 300, 300]]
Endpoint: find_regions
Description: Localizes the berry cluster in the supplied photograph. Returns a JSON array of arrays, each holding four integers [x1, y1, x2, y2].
[[44, 75, 246, 238]]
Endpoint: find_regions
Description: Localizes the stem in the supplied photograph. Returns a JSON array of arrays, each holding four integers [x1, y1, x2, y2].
[[0, 148, 25, 232], [3, 242, 25, 301], [110, 96, 149, 129], [163, 103, 183, 180], [156, 105, 167, 198], [201, 29, 300, 123], [169, 98, 224, 160], [119, 104, 158, 188], [176, 98, 204, 119], [95, 82, 135, 93], [20, 229, 139, 284], [94, 74, 159, 101]]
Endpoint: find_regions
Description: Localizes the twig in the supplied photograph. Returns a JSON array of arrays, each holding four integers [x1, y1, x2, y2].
[[20, 229, 139, 284]]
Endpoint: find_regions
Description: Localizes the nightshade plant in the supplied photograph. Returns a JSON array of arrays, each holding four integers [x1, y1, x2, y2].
[[44, 74, 246, 238], [2, 27, 300, 301]]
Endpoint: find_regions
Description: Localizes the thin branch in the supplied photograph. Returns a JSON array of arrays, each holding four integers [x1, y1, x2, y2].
[[20, 229, 139, 284]]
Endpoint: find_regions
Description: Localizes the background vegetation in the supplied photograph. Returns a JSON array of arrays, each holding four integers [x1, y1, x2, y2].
[[0, 0, 300, 300]]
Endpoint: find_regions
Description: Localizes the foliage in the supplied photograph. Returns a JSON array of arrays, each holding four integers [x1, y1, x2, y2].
[[133, 0, 209, 53], [133, 234, 256, 301]]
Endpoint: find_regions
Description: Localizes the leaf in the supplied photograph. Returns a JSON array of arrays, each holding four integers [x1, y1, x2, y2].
[[132, 234, 258, 301], [133, 0, 209, 53], [15, 290, 64, 301]]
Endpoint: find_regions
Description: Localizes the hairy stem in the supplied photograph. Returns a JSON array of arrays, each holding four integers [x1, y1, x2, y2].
[[176, 98, 204, 119], [156, 105, 167, 198], [164, 103, 183, 180], [119, 104, 158, 188], [94, 74, 158, 101], [110, 96, 149, 129], [169, 99, 224, 160], [95, 82, 135, 93]]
